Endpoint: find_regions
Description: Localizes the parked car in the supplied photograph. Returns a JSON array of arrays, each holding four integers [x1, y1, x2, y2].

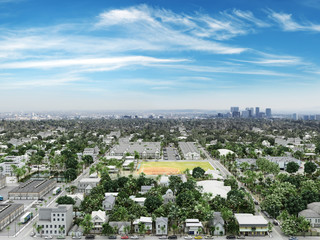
[[184, 236, 192, 239], [237, 236, 245, 239], [168, 235, 178, 239], [30, 232, 35, 237], [289, 237, 298, 240], [85, 235, 95, 239], [195, 236, 202, 239], [57, 236, 66, 239], [44, 236, 53, 239], [204, 236, 213, 239], [273, 220, 279, 226], [109, 236, 117, 239], [226, 236, 236, 239], [159, 236, 168, 239], [72, 237, 81, 239], [131, 235, 139, 239], [263, 211, 271, 218], [121, 236, 129, 239]]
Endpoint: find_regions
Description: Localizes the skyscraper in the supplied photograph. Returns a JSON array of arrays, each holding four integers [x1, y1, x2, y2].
[[266, 108, 272, 118], [255, 107, 260, 118]]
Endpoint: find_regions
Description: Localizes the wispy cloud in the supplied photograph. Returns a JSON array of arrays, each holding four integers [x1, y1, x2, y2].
[[268, 10, 320, 32]]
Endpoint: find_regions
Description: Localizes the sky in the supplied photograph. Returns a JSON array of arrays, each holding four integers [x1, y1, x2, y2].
[[1, 0, 320, 112]]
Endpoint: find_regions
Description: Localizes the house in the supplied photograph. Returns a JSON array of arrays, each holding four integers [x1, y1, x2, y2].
[[133, 217, 152, 233], [103, 194, 116, 211], [77, 178, 100, 194], [91, 210, 108, 233], [37, 205, 73, 236], [68, 224, 83, 238], [129, 196, 146, 206], [140, 185, 153, 194], [109, 222, 131, 234], [184, 219, 203, 235], [162, 189, 175, 204], [66, 193, 84, 207], [159, 176, 169, 187], [208, 212, 225, 236], [265, 156, 301, 170], [196, 180, 231, 199], [235, 213, 268, 236], [156, 217, 168, 235], [299, 202, 320, 227]]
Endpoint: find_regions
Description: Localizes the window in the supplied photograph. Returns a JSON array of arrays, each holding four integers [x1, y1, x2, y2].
[[53, 218, 55, 221], [62, 218, 64, 221], [53, 214, 55, 217], [57, 214, 60, 217]]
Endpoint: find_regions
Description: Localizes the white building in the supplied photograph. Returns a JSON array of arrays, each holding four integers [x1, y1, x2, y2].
[[77, 178, 100, 194], [66, 193, 84, 207], [133, 217, 152, 233], [184, 219, 203, 235], [178, 142, 200, 160], [37, 205, 73, 237], [91, 210, 108, 233], [299, 202, 320, 227], [156, 217, 168, 235]]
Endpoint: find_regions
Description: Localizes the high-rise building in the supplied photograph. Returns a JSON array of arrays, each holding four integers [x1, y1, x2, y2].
[[255, 107, 260, 118], [266, 108, 272, 118], [292, 113, 298, 120], [230, 107, 239, 113]]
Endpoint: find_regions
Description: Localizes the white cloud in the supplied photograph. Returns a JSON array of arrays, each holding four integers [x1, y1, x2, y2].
[[268, 10, 320, 32]]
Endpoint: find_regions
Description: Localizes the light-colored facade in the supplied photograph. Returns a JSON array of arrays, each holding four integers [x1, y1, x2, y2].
[[37, 205, 73, 236], [209, 212, 225, 236], [184, 219, 203, 235], [235, 214, 268, 236], [0, 174, 6, 189], [299, 202, 320, 227], [66, 193, 84, 207], [133, 217, 152, 233], [156, 217, 168, 235], [91, 210, 108, 233], [0, 159, 25, 176], [77, 178, 100, 194], [110, 142, 161, 159], [103, 194, 116, 211], [0, 204, 24, 231], [178, 142, 200, 160], [8, 179, 56, 200], [162, 189, 175, 204]]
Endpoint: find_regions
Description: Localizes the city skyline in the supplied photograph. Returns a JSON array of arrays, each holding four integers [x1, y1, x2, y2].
[[1, 0, 320, 111]]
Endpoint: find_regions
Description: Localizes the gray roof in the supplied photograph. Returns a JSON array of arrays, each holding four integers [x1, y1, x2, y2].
[[308, 202, 320, 214], [299, 209, 320, 218], [178, 142, 200, 155], [9, 179, 56, 194], [0, 204, 24, 220], [213, 212, 224, 225], [156, 217, 168, 224]]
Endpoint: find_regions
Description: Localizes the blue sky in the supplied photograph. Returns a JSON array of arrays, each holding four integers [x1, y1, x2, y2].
[[1, 0, 320, 112]]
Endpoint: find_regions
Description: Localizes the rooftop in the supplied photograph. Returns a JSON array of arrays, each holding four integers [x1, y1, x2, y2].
[[235, 214, 268, 226], [9, 179, 55, 194]]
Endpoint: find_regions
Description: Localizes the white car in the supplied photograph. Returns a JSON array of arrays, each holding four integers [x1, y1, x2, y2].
[[159, 236, 167, 239], [131, 235, 139, 239], [185, 236, 193, 239], [44, 236, 53, 239]]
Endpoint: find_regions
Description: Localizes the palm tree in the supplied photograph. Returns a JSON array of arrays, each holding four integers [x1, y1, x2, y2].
[[59, 225, 65, 235], [7, 226, 10, 237], [36, 224, 43, 237]]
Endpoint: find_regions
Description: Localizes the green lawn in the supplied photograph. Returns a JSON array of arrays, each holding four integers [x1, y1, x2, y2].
[[139, 161, 214, 174]]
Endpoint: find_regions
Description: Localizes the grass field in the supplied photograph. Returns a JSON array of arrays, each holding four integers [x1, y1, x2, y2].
[[138, 161, 214, 175]]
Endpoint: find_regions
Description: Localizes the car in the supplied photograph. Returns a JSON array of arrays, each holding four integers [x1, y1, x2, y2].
[[131, 235, 139, 239], [30, 232, 35, 237], [289, 237, 298, 240], [185, 236, 193, 239], [168, 235, 177, 239], [159, 236, 168, 239], [226, 236, 236, 239], [273, 220, 279, 226], [72, 237, 81, 239], [38, 198, 44, 201], [195, 236, 202, 239], [121, 236, 129, 239], [44, 236, 53, 239], [57, 236, 66, 239], [109, 236, 117, 239], [263, 211, 271, 218], [204, 236, 213, 239], [85, 235, 95, 239], [237, 236, 245, 239]]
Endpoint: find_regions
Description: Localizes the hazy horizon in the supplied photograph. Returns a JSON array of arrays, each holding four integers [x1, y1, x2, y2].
[[1, 0, 320, 112]]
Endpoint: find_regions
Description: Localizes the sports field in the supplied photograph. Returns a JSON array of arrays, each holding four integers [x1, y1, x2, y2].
[[138, 161, 214, 175]]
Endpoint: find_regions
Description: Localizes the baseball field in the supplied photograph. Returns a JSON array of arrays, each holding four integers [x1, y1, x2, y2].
[[138, 161, 214, 175]]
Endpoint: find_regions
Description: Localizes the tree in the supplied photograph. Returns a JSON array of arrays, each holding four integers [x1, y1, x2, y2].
[[83, 155, 94, 166], [102, 223, 115, 235], [145, 195, 163, 213], [56, 196, 76, 205], [286, 162, 300, 173], [64, 168, 77, 182], [36, 224, 43, 237], [304, 161, 317, 175], [80, 214, 94, 235], [192, 167, 205, 179]]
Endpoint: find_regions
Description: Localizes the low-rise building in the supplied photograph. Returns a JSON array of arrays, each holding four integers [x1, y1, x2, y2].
[[140, 185, 153, 194], [0, 203, 24, 231], [68, 224, 83, 238], [66, 193, 84, 207], [178, 142, 200, 160], [109, 222, 131, 235], [110, 142, 161, 159], [8, 179, 56, 200], [156, 217, 168, 235], [299, 202, 320, 227], [208, 212, 225, 236], [133, 217, 152, 233], [37, 205, 73, 236], [265, 156, 301, 170], [103, 194, 116, 211], [184, 219, 203, 235], [129, 196, 146, 206], [162, 189, 175, 204], [91, 210, 108, 233], [235, 213, 268, 236], [159, 176, 169, 187], [77, 178, 100, 194], [0, 159, 25, 176]]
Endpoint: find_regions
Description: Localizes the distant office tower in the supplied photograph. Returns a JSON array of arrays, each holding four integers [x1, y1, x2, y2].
[[242, 110, 250, 118], [303, 115, 310, 121], [232, 111, 241, 118], [266, 108, 272, 118], [230, 107, 239, 113], [250, 108, 254, 117], [316, 115, 320, 121], [255, 107, 260, 118], [292, 113, 298, 120]]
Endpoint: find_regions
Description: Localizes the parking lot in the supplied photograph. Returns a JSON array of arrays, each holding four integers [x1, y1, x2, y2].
[[163, 146, 180, 160]]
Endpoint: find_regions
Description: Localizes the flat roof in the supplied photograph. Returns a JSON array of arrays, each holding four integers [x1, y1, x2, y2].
[[9, 179, 56, 194], [235, 214, 268, 226], [0, 203, 24, 219]]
